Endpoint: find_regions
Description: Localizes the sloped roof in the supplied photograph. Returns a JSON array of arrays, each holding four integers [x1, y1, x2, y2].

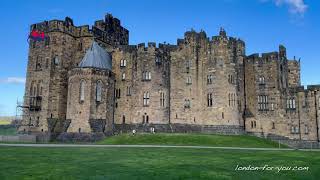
[[79, 41, 112, 70]]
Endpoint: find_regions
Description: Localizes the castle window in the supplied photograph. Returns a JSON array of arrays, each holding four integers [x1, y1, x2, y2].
[[96, 80, 102, 102], [122, 73, 126, 80], [78, 42, 82, 51], [115, 88, 121, 98], [258, 95, 268, 111], [36, 117, 40, 127], [143, 92, 150, 106], [207, 75, 213, 84], [207, 93, 213, 107], [80, 80, 85, 102], [35, 56, 42, 71], [142, 71, 151, 81], [228, 75, 235, 84], [229, 93, 236, 107], [291, 126, 295, 133], [251, 121, 254, 129], [286, 98, 296, 110], [222, 112, 224, 119], [186, 76, 192, 85], [45, 57, 49, 69], [127, 86, 131, 96], [122, 115, 125, 124], [120, 59, 126, 67], [305, 125, 309, 134], [68, 83, 72, 104], [254, 121, 256, 128], [155, 57, 162, 65], [272, 122, 275, 129], [184, 99, 191, 108], [270, 103, 274, 111], [142, 114, 149, 124], [259, 76, 265, 84], [160, 92, 165, 107], [295, 126, 299, 133], [186, 60, 191, 73], [53, 56, 59, 66]]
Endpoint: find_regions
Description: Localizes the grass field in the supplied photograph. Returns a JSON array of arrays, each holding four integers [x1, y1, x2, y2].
[[0, 120, 11, 125], [0, 126, 17, 135], [0, 146, 319, 179], [97, 133, 287, 148]]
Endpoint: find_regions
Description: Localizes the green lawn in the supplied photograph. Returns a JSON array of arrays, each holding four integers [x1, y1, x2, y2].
[[98, 133, 287, 148], [0, 147, 319, 179], [0, 126, 17, 135]]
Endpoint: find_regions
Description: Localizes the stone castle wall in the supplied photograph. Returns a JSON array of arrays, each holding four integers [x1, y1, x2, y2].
[[20, 14, 320, 143]]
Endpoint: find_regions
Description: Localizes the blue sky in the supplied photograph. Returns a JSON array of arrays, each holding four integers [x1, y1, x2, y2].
[[0, 0, 319, 116]]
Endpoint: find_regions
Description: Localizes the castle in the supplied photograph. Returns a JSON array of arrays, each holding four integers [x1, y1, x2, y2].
[[19, 14, 320, 142]]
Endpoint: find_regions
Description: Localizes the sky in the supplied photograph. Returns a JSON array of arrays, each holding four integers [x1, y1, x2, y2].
[[0, 0, 319, 116]]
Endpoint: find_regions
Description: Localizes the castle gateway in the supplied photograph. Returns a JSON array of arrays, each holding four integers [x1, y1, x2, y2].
[[20, 14, 320, 141]]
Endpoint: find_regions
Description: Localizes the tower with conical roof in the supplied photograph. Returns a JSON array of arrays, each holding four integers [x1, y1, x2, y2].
[[66, 41, 115, 134]]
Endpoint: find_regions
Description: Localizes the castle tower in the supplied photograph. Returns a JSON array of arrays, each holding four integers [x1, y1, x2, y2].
[[66, 42, 115, 133]]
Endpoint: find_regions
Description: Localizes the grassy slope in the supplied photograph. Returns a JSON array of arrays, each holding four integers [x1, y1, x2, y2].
[[97, 133, 287, 148], [0, 147, 319, 179]]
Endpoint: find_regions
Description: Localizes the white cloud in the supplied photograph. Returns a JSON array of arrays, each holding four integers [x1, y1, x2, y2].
[[275, 0, 308, 14], [0, 77, 26, 84], [261, 0, 308, 15]]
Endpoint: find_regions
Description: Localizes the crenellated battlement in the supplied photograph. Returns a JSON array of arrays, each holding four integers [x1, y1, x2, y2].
[[30, 13, 129, 46], [30, 17, 92, 38], [93, 13, 129, 46]]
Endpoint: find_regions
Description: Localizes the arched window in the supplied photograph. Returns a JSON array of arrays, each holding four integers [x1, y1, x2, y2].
[[186, 76, 192, 85], [160, 92, 165, 107], [272, 122, 275, 129], [148, 72, 151, 80], [207, 75, 213, 84], [54, 56, 59, 66], [142, 71, 151, 80], [143, 92, 150, 106], [120, 59, 126, 67], [33, 86, 37, 97], [122, 73, 126, 80], [184, 99, 191, 108], [305, 125, 309, 134], [185, 60, 191, 73], [96, 80, 102, 102], [122, 115, 125, 124], [259, 76, 265, 84], [80, 80, 85, 102], [286, 97, 296, 110], [207, 93, 213, 107], [127, 86, 131, 96]]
